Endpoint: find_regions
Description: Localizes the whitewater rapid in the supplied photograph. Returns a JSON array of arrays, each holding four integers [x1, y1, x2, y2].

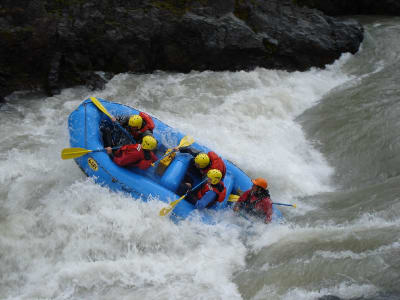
[[1, 16, 399, 300]]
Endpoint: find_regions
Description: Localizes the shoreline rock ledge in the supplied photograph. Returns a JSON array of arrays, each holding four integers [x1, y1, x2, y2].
[[0, 0, 363, 101]]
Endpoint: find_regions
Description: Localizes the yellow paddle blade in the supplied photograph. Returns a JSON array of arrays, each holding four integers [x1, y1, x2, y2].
[[228, 194, 240, 202], [90, 97, 113, 119], [151, 136, 194, 167], [61, 147, 92, 160], [292, 204, 297, 208], [159, 194, 186, 216], [178, 135, 194, 149]]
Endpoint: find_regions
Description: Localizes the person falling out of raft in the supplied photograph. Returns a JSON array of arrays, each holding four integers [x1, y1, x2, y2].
[[185, 169, 227, 209], [174, 146, 227, 192], [233, 178, 273, 224], [105, 135, 158, 170], [110, 112, 155, 143]]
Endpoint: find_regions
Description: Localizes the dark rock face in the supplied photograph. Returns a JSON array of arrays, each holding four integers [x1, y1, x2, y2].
[[0, 0, 364, 100], [294, 0, 400, 16]]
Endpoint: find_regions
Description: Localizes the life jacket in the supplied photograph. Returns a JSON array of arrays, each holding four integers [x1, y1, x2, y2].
[[113, 144, 156, 169], [200, 151, 226, 178], [242, 190, 270, 219], [197, 181, 226, 208]]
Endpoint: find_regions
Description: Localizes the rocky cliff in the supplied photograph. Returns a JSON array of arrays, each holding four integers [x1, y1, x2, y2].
[[0, 0, 364, 101], [295, 0, 400, 16]]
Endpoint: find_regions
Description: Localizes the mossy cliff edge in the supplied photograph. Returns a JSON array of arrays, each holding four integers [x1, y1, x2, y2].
[[1, 0, 367, 100]]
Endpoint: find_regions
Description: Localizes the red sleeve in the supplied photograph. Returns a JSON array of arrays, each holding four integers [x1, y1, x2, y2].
[[113, 145, 142, 167], [134, 151, 158, 170], [237, 190, 251, 203], [114, 149, 122, 157], [136, 160, 151, 170], [150, 151, 158, 162], [131, 131, 140, 141], [208, 151, 226, 177], [139, 112, 155, 133]]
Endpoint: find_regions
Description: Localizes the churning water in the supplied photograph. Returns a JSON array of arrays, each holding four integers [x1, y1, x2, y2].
[[1, 16, 399, 300]]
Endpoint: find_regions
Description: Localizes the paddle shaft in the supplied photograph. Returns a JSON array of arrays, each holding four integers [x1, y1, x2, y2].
[[174, 179, 207, 206], [152, 149, 178, 167], [92, 146, 120, 154], [113, 120, 136, 144], [185, 179, 207, 197], [159, 178, 207, 216], [273, 202, 296, 208], [61, 146, 121, 160], [90, 97, 136, 144], [228, 194, 296, 207], [152, 136, 194, 167]]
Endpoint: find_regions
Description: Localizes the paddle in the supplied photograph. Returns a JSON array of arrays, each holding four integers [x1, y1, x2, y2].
[[90, 96, 136, 144], [151, 135, 194, 167], [272, 202, 297, 208], [159, 179, 207, 216], [228, 194, 296, 207], [61, 146, 120, 160]]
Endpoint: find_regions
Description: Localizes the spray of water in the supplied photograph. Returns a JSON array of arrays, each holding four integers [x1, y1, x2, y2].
[[3, 44, 386, 299]]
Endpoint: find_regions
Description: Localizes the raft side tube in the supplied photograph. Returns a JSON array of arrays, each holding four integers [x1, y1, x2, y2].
[[214, 171, 235, 210], [160, 153, 192, 192]]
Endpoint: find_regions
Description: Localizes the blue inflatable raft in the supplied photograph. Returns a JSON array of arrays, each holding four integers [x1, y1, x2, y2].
[[67, 98, 283, 223]]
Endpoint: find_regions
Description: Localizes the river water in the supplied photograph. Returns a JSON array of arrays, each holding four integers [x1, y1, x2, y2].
[[1, 16, 399, 300]]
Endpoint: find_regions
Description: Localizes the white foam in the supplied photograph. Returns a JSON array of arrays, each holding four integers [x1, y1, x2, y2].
[[279, 282, 377, 300], [0, 54, 358, 299]]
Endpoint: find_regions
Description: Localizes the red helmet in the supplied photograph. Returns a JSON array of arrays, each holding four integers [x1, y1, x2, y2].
[[251, 178, 268, 189]]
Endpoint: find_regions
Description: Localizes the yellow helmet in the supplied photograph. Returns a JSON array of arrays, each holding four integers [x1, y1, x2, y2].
[[142, 135, 157, 150], [128, 115, 143, 129], [207, 169, 222, 185], [194, 153, 210, 168]]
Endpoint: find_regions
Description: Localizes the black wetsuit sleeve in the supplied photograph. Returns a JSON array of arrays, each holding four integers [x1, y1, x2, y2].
[[101, 126, 113, 148], [142, 130, 153, 138], [179, 146, 201, 157], [116, 115, 130, 127]]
